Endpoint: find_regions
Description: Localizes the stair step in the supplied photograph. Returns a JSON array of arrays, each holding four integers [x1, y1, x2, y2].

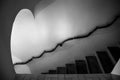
[[66, 63, 77, 74], [41, 72, 48, 74], [86, 56, 103, 73], [57, 67, 66, 74], [75, 60, 88, 74], [96, 51, 115, 73], [49, 70, 57, 74], [108, 46, 120, 62]]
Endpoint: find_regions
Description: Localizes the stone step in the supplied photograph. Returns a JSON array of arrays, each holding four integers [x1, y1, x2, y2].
[[66, 63, 77, 74], [86, 56, 103, 73], [96, 51, 115, 73], [75, 60, 88, 74], [107, 46, 120, 63], [57, 67, 66, 74], [49, 70, 57, 74]]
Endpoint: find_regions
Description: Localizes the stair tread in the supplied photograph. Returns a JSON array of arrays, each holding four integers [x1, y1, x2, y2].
[[49, 70, 57, 74], [96, 51, 115, 73], [57, 67, 66, 74], [108, 46, 120, 62], [41, 72, 48, 74], [66, 63, 77, 74], [75, 60, 88, 74], [86, 56, 103, 73]]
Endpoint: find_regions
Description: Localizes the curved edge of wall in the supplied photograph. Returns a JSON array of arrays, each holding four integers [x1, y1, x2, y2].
[[0, 0, 45, 79], [111, 59, 120, 75]]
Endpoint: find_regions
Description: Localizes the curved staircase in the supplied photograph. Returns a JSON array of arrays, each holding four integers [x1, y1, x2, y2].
[[14, 44, 120, 80]]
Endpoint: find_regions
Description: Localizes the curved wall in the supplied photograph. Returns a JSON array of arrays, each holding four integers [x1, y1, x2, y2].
[[0, 0, 40, 79]]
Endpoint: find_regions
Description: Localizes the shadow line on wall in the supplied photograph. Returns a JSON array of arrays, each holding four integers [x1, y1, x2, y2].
[[14, 13, 120, 66]]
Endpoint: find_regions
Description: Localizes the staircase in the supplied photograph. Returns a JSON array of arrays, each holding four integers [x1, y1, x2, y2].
[[15, 45, 120, 80], [41, 45, 120, 74]]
